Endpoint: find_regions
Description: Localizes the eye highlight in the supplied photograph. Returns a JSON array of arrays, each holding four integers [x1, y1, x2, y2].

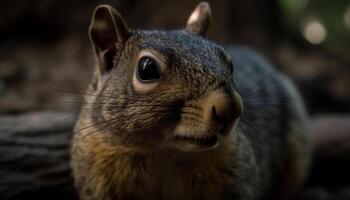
[[137, 56, 161, 82]]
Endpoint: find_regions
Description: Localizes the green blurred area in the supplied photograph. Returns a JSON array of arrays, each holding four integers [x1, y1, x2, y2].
[[279, 0, 350, 59]]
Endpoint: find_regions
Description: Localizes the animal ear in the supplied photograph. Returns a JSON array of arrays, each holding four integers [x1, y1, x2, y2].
[[186, 2, 211, 37], [89, 5, 131, 75]]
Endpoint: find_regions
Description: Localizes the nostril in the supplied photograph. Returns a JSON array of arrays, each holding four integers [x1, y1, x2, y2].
[[212, 106, 225, 122], [212, 104, 241, 124], [205, 90, 243, 124]]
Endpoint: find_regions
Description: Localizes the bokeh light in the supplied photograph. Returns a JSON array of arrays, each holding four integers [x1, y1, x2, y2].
[[302, 19, 327, 45], [344, 6, 350, 27]]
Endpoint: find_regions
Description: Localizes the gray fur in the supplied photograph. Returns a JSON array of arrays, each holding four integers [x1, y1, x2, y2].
[[71, 6, 311, 200]]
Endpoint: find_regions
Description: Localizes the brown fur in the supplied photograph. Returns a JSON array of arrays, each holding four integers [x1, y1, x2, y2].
[[71, 2, 311, 200], [72, 116, 237, 200]]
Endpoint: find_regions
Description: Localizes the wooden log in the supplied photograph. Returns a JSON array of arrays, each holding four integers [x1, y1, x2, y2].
[[0, 112, 78, 200], [1, 112, 350, 200]]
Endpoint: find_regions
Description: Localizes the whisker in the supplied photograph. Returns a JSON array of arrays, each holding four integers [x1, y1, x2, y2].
[[27, 86, 183, 103], [237, 72, 282, 98], [239, 118, 270, 142], [27, 87, 122, 100], [73, 117, 124, 143], [74, 106, 179, 144]]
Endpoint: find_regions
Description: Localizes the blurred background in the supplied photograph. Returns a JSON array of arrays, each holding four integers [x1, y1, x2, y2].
[[1, 0, 350, 114], [0, 0, 350, 199]]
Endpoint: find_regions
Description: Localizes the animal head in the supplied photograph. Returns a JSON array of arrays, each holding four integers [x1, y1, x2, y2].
[[86, 2, 243, 152]]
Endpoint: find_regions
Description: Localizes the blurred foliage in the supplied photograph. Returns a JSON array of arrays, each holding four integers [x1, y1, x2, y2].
[[279, 0, 350, 60]]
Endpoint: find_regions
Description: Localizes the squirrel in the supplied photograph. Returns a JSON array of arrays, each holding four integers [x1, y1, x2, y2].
[[71, 2, 311, 200]]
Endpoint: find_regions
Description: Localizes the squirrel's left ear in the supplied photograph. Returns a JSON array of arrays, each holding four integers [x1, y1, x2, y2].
[[186, 2, 211, 37], [89, 5, 131, 75]]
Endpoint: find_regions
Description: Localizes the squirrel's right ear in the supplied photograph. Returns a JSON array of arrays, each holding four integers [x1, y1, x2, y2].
[[89, 5, 131, 75], [186, 2, 211, 37]]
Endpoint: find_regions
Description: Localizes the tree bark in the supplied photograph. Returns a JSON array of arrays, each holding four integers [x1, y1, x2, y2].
[[0, 112, 78, 200], [1, 112, 350, 200]]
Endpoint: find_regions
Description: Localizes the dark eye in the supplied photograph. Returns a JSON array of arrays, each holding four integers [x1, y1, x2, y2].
[[137, 56, 160, 82]]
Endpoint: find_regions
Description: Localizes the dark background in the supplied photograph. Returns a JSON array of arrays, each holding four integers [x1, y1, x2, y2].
[[0, 0, 350, 199], [1, 0, 350, 115]]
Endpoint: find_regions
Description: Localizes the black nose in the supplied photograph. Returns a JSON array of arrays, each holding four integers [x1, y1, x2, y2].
[[209, 92, 242, 124], [211, 104, 239, 124], [212, 106, 225, 122]]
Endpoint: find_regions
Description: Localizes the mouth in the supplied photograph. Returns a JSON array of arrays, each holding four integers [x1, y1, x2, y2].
[[173, 134, 218, 148]]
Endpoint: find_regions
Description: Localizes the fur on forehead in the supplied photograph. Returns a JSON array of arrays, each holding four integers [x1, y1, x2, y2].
[[129, 30, 228, 72], [119, 30, 233, 99]]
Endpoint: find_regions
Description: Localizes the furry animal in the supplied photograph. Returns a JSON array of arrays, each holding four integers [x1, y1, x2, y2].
[[71, 2, 311, 200]]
